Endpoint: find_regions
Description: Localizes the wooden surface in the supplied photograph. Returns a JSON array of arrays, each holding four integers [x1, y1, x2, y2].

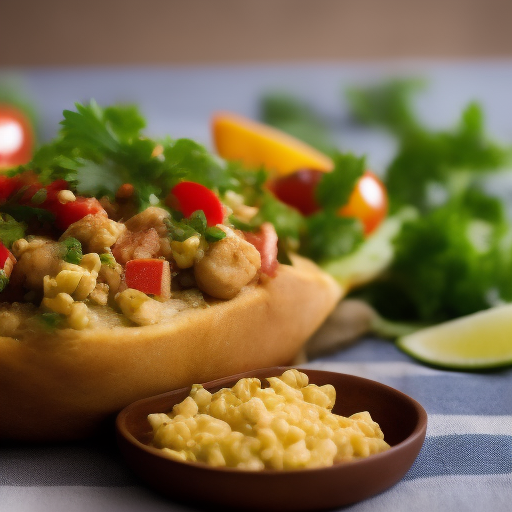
[[1, 0, 512, 66]]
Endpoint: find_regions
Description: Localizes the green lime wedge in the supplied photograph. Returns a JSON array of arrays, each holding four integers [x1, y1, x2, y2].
[[396, 305, 512, 370]]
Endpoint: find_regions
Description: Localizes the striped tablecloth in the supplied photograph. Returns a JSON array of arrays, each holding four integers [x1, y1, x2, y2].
[[2, 337, 511, 512]]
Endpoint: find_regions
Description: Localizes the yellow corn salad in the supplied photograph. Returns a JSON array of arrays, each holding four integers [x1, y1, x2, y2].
[[148, 369, 390, 470]]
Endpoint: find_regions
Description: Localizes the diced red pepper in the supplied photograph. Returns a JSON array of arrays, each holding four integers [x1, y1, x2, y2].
[[48, 197, 107, 230], [244, 222, 279, 277], [166, 181, 225, 227], [125, 258, 171, 299]]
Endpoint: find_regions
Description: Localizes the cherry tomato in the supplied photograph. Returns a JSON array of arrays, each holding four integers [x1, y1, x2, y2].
[[0, 106, 35, 169], [166, 181, 225, 227], [268, 168, 323, 216], [270, 169, 387, 235], [338, 171, 387, 235]]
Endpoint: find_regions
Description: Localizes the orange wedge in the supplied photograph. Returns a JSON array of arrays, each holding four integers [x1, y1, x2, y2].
[[211, 112, 334, 176]]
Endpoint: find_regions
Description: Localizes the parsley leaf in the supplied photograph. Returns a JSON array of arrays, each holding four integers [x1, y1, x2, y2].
[[301, 212, 364, 263], [316, 153, 365, 211], [345, 80, 512, 323], [345, 78, 426, 136], [359, 190, 512, 323], [260, 92, 337, 154], [0, 214, 26, 249]]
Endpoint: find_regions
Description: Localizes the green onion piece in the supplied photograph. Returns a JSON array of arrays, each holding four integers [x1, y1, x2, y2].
[[205, 226, 227, 243], [61, 237, 83, 265], [99, 253, 116, 267], [30, 189, 48, 205], [0, 270, 9, 293]]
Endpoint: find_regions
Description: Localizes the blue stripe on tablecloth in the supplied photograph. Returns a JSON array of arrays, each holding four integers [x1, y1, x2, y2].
[[405, 434, 512, 480], [380, 374, 512, 415], [310, 339, 512, 415], [1, 433, 510, 486]]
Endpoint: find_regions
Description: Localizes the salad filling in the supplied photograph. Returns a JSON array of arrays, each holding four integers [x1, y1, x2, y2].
[[0, 101, 378, 337]]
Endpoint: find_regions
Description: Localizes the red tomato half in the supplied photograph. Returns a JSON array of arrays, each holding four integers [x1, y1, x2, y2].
[[166, 181, 225, 227], [270, 169, 387, 236], [0, 106, 34, 169]]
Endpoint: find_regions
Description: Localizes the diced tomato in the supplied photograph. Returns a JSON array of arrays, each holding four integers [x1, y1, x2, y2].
[[48, 197, 107, 230], [0, 105, 34, 170], [0, 172, 106, 231], [125, 259, 171, 299], [270, 169, 388, 236], [166, 181, 225, 227], [244, 222, 279, 277]]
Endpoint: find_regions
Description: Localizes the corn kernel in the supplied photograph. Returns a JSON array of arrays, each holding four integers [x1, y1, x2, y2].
[[170, 236, 201, 269]]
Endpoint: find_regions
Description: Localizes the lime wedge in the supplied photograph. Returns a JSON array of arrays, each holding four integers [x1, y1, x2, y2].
[[396, 305, 512, 370]]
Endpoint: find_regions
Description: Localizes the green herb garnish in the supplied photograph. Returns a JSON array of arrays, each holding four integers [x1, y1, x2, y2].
[[0, 270, 9, 293], [38, 312, 65, 330], [165, 210, 227, 244], [0, 214, 26, 249], [99, 253, 116, 267], [60, 237, 83, 265]]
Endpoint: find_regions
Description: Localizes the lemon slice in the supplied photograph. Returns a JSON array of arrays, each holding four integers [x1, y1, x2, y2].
[[396, 305, 512, 370]]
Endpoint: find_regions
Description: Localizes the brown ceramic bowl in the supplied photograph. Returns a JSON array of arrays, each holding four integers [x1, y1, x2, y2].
[[116, 366, 427, 511]]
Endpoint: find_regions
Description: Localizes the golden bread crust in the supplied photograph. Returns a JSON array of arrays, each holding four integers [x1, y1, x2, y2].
[[0, 255, 343, 441]]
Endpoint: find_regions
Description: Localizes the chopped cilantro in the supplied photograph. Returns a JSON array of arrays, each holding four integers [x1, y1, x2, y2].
[[99, 253, 116, 267], [61, 237, 83, 265], [38, 312, 65, 330], [0, 214, 26, 249], [165, 211, 227, 244], [0, 204, 54, 224]]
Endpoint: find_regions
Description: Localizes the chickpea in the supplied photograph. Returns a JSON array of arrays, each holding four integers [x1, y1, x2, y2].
[[194, 234, 261, 299], [10, 238, 62, 292], [124, 207, 170, 237], [60, 214, 126, 253]]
